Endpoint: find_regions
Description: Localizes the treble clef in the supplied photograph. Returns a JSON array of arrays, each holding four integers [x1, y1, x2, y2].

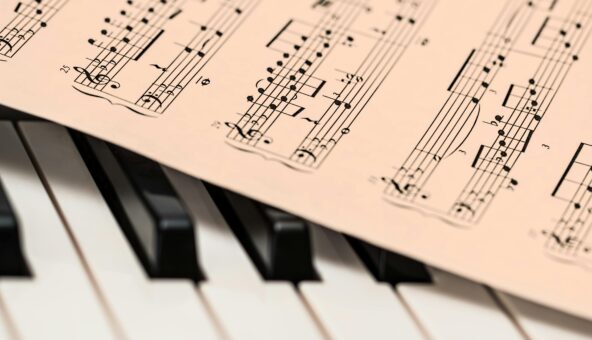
[[74, 66, 111, 85], [225, 122, 273, 144], [225, 122, 251, 139]]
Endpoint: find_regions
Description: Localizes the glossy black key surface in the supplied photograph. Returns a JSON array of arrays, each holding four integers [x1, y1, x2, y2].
[[347, 237, 431, 284], [206, 185, 316, 282], [72, 133, 202, 281], [0, 105, 37, 121], [0, 179, 30, 276]]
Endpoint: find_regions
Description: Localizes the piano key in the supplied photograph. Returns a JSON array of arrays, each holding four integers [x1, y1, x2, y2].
[[19, 122, 220, 340], [497, 292, 592, 340], [347, 237, 431, 284], [0, 122, 116, 339], [300, 225, 425, 340], [205, 185, 316, 282], [398, 269, 524, 339], [165, 169, 324, 340], [72, 133, 202, 281], [0, 180, 29, 277], [0, 106, 35, 121], [0, 306, 14, 340]]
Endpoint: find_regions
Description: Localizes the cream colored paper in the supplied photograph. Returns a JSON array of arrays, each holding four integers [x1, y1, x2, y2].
[[1, 0, 592, 320]]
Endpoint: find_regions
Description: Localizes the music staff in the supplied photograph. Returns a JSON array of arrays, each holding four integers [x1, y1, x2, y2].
[[226, 0, 434, 170], [71, 0, 257, 116], [452, 2, 592, 223], [541, 143, 592, 266], [74, 0, 183, 95], [0, 0, 69, 61], [384, 0, 539, 201], [382, 0, 592, 226]]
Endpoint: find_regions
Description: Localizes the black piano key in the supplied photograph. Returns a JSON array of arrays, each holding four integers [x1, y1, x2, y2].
[[0, 105, 38, 121], [205, 184, 317, 282], [0, 179, 30, 277], [347, 237, 432, 284], [71, 133, 202, 281]]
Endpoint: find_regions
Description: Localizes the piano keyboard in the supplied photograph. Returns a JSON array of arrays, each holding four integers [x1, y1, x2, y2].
[[0, 108, 591, 339]]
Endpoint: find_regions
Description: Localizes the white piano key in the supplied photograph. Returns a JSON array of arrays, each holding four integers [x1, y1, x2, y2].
[[18, 122, 220, 340], [165, 169, 324, 340], [0, 305, 13, 340], [398, 269, 524, 340], [498, 293, 592, 340], [300, 225, 425, 340], [0, 122, 116, 339]]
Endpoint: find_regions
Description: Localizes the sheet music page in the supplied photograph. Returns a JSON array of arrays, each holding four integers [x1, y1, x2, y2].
[[1, 0, 592, 319]]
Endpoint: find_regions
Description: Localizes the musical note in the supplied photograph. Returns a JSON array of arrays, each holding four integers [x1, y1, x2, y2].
[[200, 78, 211, 86], [0, 0, 69, 60], [382, 0, 592, 226], [541, 145, 592, 265], [72, 0, 256, 116], [227, 0, 435, 170], [3, 0, 592, 319], [534, 142, 592, 265], [73, 66, 112, 85]]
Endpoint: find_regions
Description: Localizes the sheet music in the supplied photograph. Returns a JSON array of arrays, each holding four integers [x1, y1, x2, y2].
[[70, 0, 256, 116], [1, 0, 592, 320], [0, 0, 69, 62], [381, 0, 590, 227], [544, 142, 592, 265]]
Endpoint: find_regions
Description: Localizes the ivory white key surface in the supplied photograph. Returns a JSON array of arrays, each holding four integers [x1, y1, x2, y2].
[[498, 292, 592, 340], [166, 169, 324, 340], [301, 225, 425, 340], [0, 122, 116, 339], [0, 306, 13, 340], [398, 269, 524, 340], [18, 122, 220, 340]]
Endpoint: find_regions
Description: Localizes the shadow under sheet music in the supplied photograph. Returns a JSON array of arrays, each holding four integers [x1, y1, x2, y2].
[[1, 0, 592, 320]]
